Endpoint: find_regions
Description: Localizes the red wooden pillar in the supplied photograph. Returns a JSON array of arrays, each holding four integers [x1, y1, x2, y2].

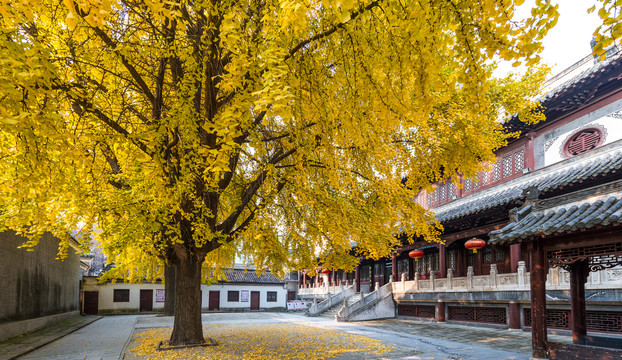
[[392, 253, 398, 281], [456, 247, 464, 277], [530, 240, 548, 359], [370, 263, 375, 291], [510, 244, 521, 273], [437, 300, 446, 322], [331, 268, 335, 285], [508, 301, 521, 329], [525, 132, 535, 171], [355, 266, 360, 293], [570, 260, 589, 345], [438, 244, 447, 278]]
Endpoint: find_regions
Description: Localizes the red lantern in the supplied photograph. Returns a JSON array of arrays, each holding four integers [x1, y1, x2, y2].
[[409, 249, 424, 261], [465, 238, 486, 253], [321, 269, 331, 274]]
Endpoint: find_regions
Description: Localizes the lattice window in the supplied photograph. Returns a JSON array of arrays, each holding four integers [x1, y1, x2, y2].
[[397, 259, 408, 276], [374, 263, 383, 275], [586, 311, 622, 334], [439, 184, 446, 202], [524, 309, 569, 329], [483, 246, 492, 264], [514, 150, 524, 173], [416, 257, 426, 273], [495, 249, 505, 263], [427, 193, 433, 207], [524, 309, 622, 334], [482, 171, 490, 185], [564, 128, 603, 156], [464, 179, 472, 193], [424, 254, 431, 272], [448, 306, 506, 324], [503, 156, 513, 178], [448, 182, 455, 200], [492, 160, 501, 182], [448, 250, 456, 270], [473, 173, 481, 189], [398, 305, 436, 318], [360, 265, 371, 281]]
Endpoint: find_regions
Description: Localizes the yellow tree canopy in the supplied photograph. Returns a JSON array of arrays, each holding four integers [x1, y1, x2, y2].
[[0, 0, 561, 279]]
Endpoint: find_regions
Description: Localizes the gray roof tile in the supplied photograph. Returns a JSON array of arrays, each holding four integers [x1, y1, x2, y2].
[[489, 180, 622, 244], [433, 142, 622, 223], [222, 270, 286, 284]]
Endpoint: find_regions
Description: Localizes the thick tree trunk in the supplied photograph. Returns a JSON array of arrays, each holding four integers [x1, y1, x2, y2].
[[169, 255, 204, 345], [163, 263, 176, 316]]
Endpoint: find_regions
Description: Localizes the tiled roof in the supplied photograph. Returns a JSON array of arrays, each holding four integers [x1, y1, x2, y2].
[[222, 270, 286, 284], [489, 180, 622, 245], [433, 142, 622, 223], [504, 50, 622, 134]]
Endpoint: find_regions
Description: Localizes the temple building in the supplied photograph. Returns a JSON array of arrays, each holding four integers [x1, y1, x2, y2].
[[298, 48, 622, 358]]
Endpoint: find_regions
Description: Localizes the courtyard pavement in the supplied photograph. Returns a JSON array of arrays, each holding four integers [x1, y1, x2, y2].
[[2, 312, 576, 360]]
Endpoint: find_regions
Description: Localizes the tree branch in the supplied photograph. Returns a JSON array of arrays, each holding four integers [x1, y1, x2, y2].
[[285, 0, 380, 61]]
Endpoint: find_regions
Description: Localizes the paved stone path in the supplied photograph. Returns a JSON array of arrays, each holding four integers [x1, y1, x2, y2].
[[3, 312, 576, 359], [19, 315, 137, 360], [0, 316, 100, 360]]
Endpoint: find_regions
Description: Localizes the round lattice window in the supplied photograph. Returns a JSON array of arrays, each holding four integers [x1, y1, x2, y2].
[[563, 128, 603, 156]]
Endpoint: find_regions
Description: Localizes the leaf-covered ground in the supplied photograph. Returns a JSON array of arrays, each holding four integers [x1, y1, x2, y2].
[[130, 322, 393, 359]]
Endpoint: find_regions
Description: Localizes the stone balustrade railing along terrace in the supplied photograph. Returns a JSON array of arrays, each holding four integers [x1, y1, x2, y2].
[[298, 280, 356, 296], [392, 261, 622, 293]]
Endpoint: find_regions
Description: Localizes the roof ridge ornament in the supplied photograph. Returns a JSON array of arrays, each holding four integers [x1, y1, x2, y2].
[[522, 186, 540, 202]]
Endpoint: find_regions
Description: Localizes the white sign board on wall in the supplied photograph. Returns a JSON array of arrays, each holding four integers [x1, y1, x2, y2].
[[241, 290, 249, 302], [155, 289, 165, 302]]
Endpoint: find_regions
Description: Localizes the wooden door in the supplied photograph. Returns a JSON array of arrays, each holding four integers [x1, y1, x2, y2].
[[208, 291, 220, 310], [84, 291, 99, 315], [250, 291, 260, 310], [140, 289, 153, 312]]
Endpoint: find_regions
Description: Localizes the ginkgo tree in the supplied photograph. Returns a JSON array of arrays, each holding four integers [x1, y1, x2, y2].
[[2, 0, 612, 347]]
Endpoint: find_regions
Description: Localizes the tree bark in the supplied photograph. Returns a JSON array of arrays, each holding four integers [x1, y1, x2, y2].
[[163, 263, 176, 316], [169, 254, 204, 345]]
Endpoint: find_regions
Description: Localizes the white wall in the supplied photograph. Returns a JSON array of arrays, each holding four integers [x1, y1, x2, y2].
[[83, 279, 165, 312], [535, 98, 622, 168], [200, 283, 288, 310], [83, 278, 288, 312]]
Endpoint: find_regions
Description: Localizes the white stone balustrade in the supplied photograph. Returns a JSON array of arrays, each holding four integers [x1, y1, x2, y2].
[[391, 264, 622, 294], [298, 279, 356, 296]]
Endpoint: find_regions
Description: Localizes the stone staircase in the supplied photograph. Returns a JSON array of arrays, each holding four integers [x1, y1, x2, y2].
[[336, 282, 395, 322], [320, 295, 361, 319]]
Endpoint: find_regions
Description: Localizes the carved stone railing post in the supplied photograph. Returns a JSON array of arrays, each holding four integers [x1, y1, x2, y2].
[[389, 274, 394, 283], [518, 261, 526, 288], [375, 282, 380, 291], [490, 264, 498, 288], [467, 266, 474, 289], [551, 266, 560, 286], [401, 274, 406, 291], [430, 270, 436, 290], [447, 268, 453, 289], [414, 272, 420, 290]]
